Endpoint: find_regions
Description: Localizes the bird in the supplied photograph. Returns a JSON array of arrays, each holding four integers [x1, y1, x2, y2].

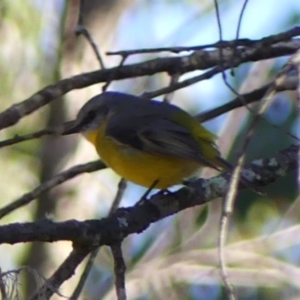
[[62, 91, 260, 193]]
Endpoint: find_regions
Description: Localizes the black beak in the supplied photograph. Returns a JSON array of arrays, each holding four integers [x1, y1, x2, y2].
[[61, 120, 82, 135]]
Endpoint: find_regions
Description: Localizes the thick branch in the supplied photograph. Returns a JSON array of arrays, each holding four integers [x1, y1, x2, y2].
[[1, 144, 295, 300], [0, 145, 297, 247]]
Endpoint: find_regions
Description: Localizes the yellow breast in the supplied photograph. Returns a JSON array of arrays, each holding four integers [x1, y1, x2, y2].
[[84, 125, 200, 189]]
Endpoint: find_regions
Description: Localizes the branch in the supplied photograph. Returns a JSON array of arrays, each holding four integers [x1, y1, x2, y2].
[[0, 38, 299, 130], [0, 269, 7, 300], [30, 247, 91, 300], [197, 75, 298, 122], [0, 145, 297, 247], [0, 144, 295, 299], [141, 39, 300, 99], [71, 178, 127, 299], [0, 128, 57, 148], [0, 73, 296, 152], [0, 160, 106, 219], [111, 243, 127, 300], [106, 26, 300, 55]]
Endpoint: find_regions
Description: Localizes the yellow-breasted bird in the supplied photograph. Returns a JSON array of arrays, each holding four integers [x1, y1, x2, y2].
[[63, 91, 259, 192]]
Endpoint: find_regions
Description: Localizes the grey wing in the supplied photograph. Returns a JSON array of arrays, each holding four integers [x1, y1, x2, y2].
[[105, 110, 153, 150], [138, 119, 218, 169], [106, 112, 218, 169]]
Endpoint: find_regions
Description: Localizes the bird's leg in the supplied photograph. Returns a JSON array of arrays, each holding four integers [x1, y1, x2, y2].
[[182, 178, 197, 186], [136, 179, 159, 205]]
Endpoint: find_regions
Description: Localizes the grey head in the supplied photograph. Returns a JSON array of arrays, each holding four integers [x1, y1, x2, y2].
[[63, 92, 141, 135]]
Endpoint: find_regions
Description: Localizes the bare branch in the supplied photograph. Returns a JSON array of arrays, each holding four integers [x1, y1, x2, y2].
[[75, 0, 106, 70], [30, 247, 91, 300], [197, 75, 298, 122], [0, 145, 297, 247], [0, 144, 296, 299], [0, 160, 106, 219], [0, 37, 299, 131], [111, 243, 127, 300], [71, 178, 127, 299], [290, 49, 300, 191], [0, 128, 57, 148], [0, 74, 296, 152], [0, 268, 7, 300], [141, 40, 300, 99], [106, 26, 300, 56]]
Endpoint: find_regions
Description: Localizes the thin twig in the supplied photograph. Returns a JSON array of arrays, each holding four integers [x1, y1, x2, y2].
[[0, 268, 7, 300], [30, 247, 91, 300], [109, 178, 127, 215], [0, 38, 299, 131], [198, 74, 299, 143], [76, 0, 84, 27], [71, 11, 129, 296], [142, 35, 299, 99], [197, 75, 298, 122], [291, 50, 300, 192], [111, 243, 127, 300], [0, 75, 297, 151], [230, 0, 249, 76], [0, 160, 106, 219], [107, 40, 253, 55], [142, 64, 224, 99], [74, 0, 106, 69], [102, 55, 128, 92], [71, 178, 127, 299], [213, 0, 236, 298], [0, 128, 56, 148], [0, 75, 296, 151], [76, 26, 106, 69], [106, 26, 300, 56], [217, 54, 300, 300], [236, 57, 298, 168], [163, 74, 180, 103], [235, 0, 249, 48], [218, 156, 242, 300], [0, 144, 297, 299]]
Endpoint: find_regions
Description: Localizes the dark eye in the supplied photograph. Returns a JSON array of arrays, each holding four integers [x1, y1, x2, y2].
[[87, 110, 97, 121], [78, 105, 109, 130]]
